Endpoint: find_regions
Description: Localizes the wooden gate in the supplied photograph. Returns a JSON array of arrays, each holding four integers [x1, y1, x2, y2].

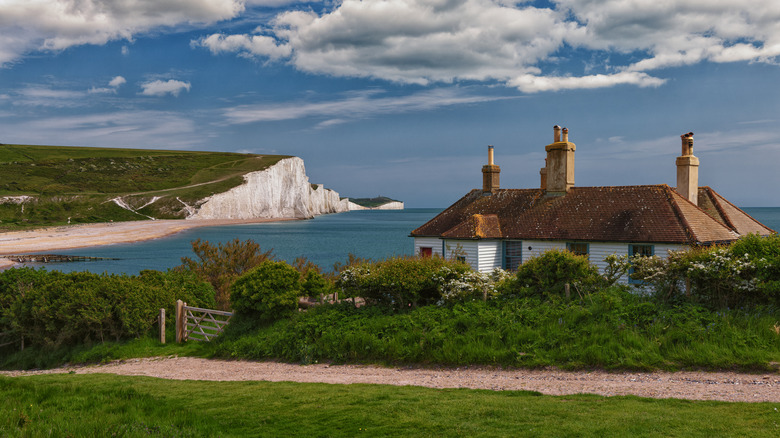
[[175, 300, 233, 343]]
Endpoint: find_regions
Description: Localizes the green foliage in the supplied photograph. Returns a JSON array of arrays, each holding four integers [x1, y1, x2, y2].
[[631, 233, 780, 309], [337, 256, 472, 309], [4, 374, 779, 438], [347, 196, 401, 208], [505, 249, 604, 299], [230, 261, 303, 323], [180, 238, 274, 310], [302, 270, 333, 299], [0, 268, 215, 355], [214, 287, 780, 371]]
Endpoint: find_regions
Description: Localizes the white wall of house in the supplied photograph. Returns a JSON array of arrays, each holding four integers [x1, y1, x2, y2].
[[413, 237, 444, 257], [414, 236, 687, 283]]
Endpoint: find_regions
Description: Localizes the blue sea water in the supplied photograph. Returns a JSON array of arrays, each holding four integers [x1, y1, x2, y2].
[[23, 209, 443, 275], [17, 207, 780, 275]]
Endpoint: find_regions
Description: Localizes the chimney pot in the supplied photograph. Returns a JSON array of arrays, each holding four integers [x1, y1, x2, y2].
[[553, 125, 561, 142], [561, 127, 569, 142]]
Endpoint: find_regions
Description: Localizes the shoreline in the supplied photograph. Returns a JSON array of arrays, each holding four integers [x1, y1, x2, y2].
[[0, 218, 297, 267]]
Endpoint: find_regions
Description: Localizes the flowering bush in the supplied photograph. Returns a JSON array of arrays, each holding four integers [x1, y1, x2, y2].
[[630, 233, 780, 309], [337, 256, 479, 309], [434, 267, 510, 306]]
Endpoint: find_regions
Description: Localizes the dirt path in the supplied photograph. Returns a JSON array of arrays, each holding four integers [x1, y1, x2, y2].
[[2, 357, 778, 403]]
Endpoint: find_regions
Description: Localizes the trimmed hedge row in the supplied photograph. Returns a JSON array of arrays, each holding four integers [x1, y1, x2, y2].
[[0, 268, 215, 350]]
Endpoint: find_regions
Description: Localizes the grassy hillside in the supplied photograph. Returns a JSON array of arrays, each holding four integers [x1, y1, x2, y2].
[[0, 144, 289, 229], [348, 196, 401, 208]]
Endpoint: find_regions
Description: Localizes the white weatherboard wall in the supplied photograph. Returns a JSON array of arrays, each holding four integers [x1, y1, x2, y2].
[[444, 239, 478, 268], [190, 157, 349, 220], [414, 237, 444, 257]]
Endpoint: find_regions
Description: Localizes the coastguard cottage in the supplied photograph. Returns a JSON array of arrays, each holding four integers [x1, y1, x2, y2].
[[410, 127, 774, 282]]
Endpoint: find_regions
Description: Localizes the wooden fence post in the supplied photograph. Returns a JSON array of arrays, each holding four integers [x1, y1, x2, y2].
[[159, 308, 166, 344], [175, 300, 184, 343], [564, 283, 571, 300]]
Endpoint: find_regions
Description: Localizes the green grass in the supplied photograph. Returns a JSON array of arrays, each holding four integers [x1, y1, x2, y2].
[[212, 292, 780, 372], [0, 144, 289, 228], [1, 373, 778, 437], [348, 196, 401, 208]]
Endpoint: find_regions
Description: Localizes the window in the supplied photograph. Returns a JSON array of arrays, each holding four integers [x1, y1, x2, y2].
[[504, 241, 523, 271], [566, 242, 589, 258], [420, 247, 433, 257], [456, 255, 466, 263], [628, 244, 654, 284]]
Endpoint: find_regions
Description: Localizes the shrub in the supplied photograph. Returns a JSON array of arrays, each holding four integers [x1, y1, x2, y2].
[[337, 256, 471, 309], [180, 238, 274, 310], [0, 268, 215, 351], [230, 260, 303, 322], [630, 233, 780, 309], [504, 249, 603, 299]]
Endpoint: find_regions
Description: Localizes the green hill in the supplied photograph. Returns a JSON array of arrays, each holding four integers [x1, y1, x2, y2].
[[348, 196, 400, 208], [0, 144, 289, 229]]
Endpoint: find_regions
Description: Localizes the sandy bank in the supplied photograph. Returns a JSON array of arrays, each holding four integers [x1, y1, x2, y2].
[[0, 218, 295, 259]]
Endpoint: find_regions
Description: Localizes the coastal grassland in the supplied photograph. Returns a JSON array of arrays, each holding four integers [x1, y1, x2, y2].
[[348, 196, 401, 208], [2, 374, 779, 437], [0, 144, 289, 227], [213, 293, 780, 372]]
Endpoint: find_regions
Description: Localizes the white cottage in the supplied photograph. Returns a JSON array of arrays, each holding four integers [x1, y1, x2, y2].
[[410, 127, 774, 283]]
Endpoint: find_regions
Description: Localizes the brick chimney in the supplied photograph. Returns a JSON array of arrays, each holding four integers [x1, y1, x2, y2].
[[539, 158, 547, 190], [482, 145, 500, 194], [544, 125, 576, 195], [676, 132, 699, 204]]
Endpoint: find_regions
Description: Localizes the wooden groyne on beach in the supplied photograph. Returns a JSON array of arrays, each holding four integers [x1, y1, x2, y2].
[[2, 254, 118, 263]]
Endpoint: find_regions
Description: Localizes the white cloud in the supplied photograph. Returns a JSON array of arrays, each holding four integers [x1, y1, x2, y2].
[[0, 110, 205, 149], [109, 76, 126, 88], [88, 76, 127, 94], [195, 0, 780, 92], [12, 86, 85, 107], [508, 71, 666, 93], [140, 80, 191, 97], [222, 88, 517, 125], [0, 0, 246, 65]]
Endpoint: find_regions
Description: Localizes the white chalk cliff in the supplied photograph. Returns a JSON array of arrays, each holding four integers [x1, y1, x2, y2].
[[189, 157, 349, 220]]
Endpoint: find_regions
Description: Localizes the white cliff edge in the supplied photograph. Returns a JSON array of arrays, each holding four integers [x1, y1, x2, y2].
[[347, 201, 404, 211], [189, 157, 349, 220]]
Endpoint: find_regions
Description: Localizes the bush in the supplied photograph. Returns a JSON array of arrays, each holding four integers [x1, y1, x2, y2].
[[0, 268, 215, 351], [630, 234, 780, 309], [230, 260, 303, 322], [504, 249, 603, 299], [337, 256, 472, 309]]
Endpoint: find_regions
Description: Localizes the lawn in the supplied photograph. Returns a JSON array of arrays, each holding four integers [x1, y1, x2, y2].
[[1, 373, 779, 437]]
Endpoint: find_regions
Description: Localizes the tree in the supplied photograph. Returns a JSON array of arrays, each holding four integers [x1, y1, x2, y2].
[[180, 238, 274, 310], [230, 260, 303, 322]]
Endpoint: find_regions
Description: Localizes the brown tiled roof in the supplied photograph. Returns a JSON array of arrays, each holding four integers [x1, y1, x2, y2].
[[411, 184, 757, 244], [698, 187, 775, 236]]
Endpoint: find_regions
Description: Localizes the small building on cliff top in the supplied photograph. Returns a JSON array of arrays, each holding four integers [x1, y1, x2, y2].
[[410, 126, 774, 281]]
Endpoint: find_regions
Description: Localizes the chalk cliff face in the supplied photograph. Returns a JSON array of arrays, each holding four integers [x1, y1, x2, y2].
[[347, 201, 405, 210], [190, 157, 349, 220]]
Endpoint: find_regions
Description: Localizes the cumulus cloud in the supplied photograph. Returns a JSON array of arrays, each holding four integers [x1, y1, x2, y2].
[[194, 0, 780, 92], [140, 80, 191, 97], [0, 0, 246, 65], [222, 88, 516, 125], [88, 76, 127, 94]]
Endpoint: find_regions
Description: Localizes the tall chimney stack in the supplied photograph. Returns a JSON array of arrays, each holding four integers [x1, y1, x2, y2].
[[675, 132, 699, 204], [482, 145, 500, 194], [544, 125, 576, 195]]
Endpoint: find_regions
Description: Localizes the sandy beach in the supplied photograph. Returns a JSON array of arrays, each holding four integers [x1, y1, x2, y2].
[[0, 218, 294, 266]]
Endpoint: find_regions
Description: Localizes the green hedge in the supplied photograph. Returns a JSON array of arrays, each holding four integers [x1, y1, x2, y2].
[[0, 268, 214, 351]]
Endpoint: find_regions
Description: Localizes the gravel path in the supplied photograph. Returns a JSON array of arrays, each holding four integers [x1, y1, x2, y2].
[[3, 357, 779, 403]]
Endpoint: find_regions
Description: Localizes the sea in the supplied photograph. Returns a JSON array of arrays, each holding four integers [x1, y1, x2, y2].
[[15, 207, 780, 275]]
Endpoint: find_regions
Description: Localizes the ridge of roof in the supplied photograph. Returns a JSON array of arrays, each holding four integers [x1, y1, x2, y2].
[[702, 186, 775, 235], [661, 185, 697, 245]]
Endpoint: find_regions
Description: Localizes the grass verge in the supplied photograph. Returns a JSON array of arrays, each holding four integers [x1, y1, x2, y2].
[[1, 373, 779, 437]]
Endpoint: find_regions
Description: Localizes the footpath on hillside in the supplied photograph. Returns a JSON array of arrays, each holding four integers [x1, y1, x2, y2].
[[2, 357, 778, 403]]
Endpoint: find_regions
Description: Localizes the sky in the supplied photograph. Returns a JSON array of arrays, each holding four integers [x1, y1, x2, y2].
[[1, 0, 779, 208]]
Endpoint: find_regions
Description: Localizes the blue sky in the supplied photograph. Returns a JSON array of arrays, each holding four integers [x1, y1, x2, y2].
[[1, 0, 779, 208]]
